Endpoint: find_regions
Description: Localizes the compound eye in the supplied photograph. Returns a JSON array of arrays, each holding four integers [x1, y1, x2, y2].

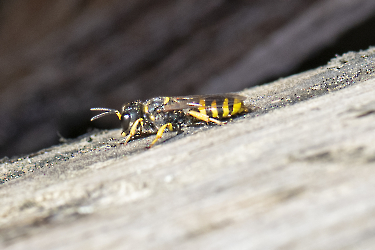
[[121, 113, 131, 133]]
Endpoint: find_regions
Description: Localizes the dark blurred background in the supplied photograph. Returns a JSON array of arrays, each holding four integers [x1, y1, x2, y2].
[[1, 0, 375, 158]]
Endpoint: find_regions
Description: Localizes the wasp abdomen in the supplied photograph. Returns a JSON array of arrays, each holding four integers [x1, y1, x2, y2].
[[198, 97, 247, 119]]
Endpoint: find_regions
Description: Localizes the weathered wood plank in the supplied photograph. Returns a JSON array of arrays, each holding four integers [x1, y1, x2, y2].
[[1, 49, 375, 249]]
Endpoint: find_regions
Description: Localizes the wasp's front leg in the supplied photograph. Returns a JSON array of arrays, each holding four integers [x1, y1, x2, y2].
[[121, 118, 144, 144]]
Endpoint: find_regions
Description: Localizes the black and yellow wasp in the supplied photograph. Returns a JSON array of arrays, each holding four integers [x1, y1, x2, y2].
[[90, 94, 249, 147]]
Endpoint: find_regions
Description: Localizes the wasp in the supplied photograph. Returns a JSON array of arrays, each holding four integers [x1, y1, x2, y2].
[[90, 94, 249, 147]]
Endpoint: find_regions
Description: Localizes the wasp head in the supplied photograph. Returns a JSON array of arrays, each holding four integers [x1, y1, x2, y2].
[[119, 101, 144, 134], [90, 101, 144, 134]]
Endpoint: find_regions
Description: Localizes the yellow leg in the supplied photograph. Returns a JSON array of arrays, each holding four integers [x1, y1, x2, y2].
[[122, 118, 143, 144], [187, 110, 223, 125], [149, 123, 173, 148]]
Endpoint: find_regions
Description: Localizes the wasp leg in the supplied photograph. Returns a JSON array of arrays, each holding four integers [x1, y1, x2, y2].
[[187, 110, 223, 125], [121, 118, 144, 144], [149, 123, 173, 148]]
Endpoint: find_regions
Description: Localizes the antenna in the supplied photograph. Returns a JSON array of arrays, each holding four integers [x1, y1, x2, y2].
[[90, 108, 122, 121]]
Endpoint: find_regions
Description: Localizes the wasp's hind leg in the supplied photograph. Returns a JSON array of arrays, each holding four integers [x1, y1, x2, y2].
[[148, 123, 173, 148], [187, 110, 223, 125]]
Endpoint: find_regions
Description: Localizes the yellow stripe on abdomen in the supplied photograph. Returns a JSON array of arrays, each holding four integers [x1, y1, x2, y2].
[[211, 100, 218, 118], [231, 98, 242, 115], [198, 99, 206, 115], [222, 98, 229, 117]]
